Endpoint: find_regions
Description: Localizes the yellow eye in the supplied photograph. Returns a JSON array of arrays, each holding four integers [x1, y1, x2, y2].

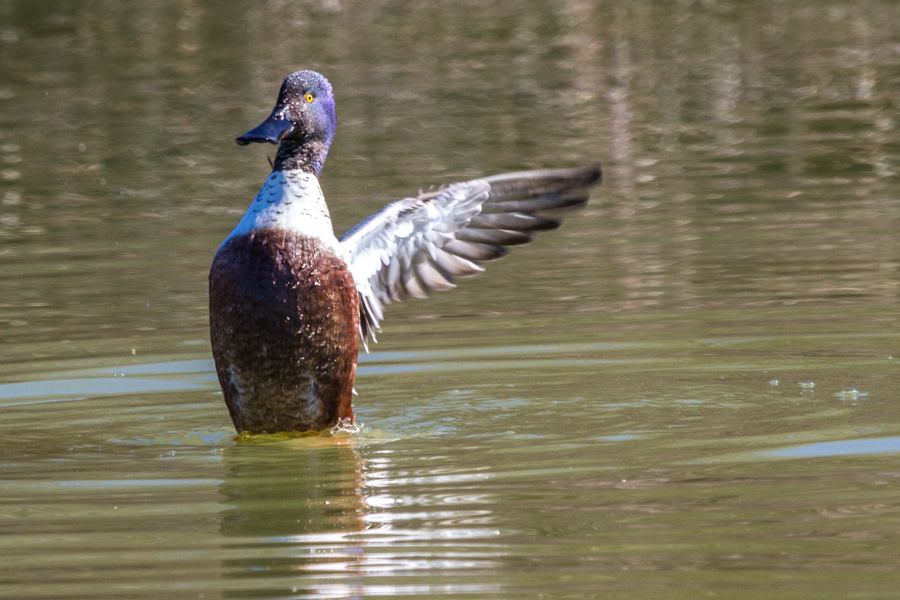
[[305, 93, 314, 103]]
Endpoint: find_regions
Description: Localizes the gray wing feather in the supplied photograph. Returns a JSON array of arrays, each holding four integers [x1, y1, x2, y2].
[[339, 165, 601, 349]]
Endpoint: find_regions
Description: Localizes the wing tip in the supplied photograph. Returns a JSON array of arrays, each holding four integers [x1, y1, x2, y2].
[[586, 164, 602, 186]]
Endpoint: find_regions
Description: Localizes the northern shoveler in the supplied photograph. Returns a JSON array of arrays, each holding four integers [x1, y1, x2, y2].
[[209, 69, 601, 434]]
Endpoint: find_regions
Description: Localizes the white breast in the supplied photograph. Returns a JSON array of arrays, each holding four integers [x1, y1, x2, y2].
[[224, 170, 341, 252]]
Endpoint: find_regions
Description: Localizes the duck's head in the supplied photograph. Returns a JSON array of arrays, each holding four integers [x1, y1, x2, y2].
[[237, 70, 336, 174]]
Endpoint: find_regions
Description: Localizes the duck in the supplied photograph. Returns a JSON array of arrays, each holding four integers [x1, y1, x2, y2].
[[209, 69, 601, 434]]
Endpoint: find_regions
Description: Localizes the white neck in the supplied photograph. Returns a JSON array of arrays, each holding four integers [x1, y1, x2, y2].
[[224, 170, 340, 250]]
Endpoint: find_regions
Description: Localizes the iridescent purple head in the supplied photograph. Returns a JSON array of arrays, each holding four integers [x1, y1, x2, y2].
[[236, 70, 337, 174]]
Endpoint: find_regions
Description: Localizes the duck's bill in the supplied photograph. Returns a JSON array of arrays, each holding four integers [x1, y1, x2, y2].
[[236, 114, 295, 146]]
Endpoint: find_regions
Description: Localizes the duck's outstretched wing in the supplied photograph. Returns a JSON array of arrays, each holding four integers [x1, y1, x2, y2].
[[339, 165, 601, 348]]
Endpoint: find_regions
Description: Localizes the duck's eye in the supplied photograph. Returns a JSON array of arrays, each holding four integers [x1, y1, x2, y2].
[[305, 93, 314, 103]]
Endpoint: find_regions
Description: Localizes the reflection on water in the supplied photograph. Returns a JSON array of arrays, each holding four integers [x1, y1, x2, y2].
[[763, 436, 900, 459], [218, 437, 511, 598], [219, 440, 368, 598], [1, 0, 900, 598]]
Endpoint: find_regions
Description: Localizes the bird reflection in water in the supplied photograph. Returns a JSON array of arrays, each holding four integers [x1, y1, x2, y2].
[[218, 436, 368, 598]]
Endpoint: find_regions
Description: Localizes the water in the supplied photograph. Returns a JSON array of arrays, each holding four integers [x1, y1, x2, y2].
[[2, 0, 900, 597]]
